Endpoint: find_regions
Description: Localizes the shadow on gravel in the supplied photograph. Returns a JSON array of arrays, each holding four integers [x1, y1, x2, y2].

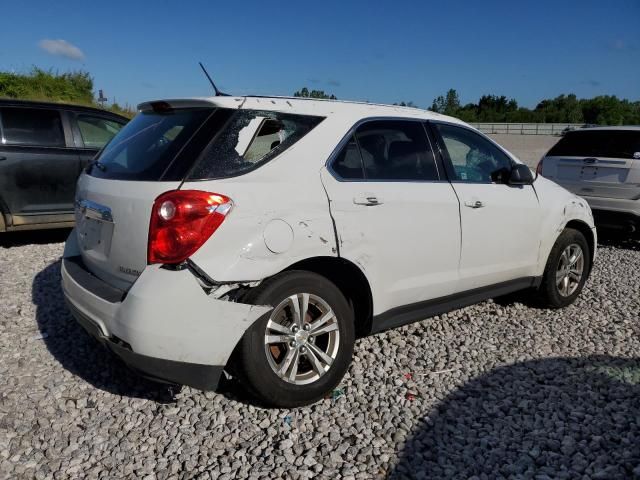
[[389, 356, 640, 479], [597, 229, 640, 251], [33, 260, 177, 403], [0, 228, 72, 248]]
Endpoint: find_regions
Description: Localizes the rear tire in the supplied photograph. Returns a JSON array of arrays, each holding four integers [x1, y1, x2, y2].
[[538, 228, 590, 308], [236, 271, 355, 407]]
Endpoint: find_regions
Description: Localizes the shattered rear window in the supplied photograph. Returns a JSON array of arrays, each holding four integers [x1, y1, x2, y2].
[[187, 110, 324, 180]]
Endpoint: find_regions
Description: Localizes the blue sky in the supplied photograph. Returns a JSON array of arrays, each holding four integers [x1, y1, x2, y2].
[[1, 0, 639, 109]]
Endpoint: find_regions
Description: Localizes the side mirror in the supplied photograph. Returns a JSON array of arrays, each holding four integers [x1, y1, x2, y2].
[[508, 164, 534, 185]]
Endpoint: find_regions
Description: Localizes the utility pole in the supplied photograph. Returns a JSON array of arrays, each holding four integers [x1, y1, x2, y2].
[[98, 89, 107, 108]]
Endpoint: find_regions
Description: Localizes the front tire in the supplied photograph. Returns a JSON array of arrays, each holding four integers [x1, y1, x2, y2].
[[236, 271, 355, 407], [538, 228, 591, 308]]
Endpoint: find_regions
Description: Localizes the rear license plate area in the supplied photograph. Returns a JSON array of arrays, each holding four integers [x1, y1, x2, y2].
[[580, 166, 625, 183], [78, 216, 103, 251]]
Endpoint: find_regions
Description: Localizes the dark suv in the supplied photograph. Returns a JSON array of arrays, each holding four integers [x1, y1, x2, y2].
[[0, 100, 127, 232]]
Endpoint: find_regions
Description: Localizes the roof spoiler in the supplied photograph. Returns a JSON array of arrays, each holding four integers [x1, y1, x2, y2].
[[137, 98, 223, 112]]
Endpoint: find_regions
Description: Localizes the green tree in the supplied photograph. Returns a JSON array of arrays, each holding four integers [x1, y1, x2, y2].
[[0, 67, 135, 117], [393, 101, 417, 107], [293, 87, 337, 100], [579, 95, 640, 125], [534, 94, 584, 123], [431, 89, 460, 116]]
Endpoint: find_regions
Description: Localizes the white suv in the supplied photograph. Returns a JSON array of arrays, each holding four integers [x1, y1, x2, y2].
[[538, 126, 640, 235], [62, 96, 596, 407]]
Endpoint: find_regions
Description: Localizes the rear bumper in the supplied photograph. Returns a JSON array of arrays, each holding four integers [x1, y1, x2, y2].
[[66, 298, 223, 389], [61, 232, 270, 390], [581, 195, 640, 216], [580, 196, 640, 230]]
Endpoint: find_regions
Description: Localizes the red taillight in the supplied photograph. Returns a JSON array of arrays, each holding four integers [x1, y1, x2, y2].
[[148, 190, 233, 264], [536, 158, 544, 176]]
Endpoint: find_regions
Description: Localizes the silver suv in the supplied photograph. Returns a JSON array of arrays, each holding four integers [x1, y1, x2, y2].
[[538, 127, 640, 235]]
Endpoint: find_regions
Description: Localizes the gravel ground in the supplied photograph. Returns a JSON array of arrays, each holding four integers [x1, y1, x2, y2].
[[1, 230, 639, 479]]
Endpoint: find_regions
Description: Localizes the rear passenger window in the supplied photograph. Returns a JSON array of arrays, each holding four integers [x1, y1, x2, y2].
[[77, 115, 124, 149], [331, 120, 439, 181], [0, 107, 65, 147], [332, 135, 365, 179], [357, 121, 438, 181]]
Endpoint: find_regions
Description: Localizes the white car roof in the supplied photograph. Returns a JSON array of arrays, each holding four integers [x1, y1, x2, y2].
[[138, 95, 467, 126]]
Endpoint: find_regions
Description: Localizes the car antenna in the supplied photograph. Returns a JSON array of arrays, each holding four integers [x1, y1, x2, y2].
[[198, 62, 229, 96]]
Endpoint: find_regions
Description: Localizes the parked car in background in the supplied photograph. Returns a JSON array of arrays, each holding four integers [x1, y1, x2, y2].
[[538, 127, 640, 235], [0, 99, 127, 232], [62, 96, 596, 407]]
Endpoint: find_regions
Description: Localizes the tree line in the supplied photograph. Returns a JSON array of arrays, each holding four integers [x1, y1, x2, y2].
[[295, 86, 640, 126], [430, 89, 640, 125], [0, 68, 135, 117], [2, 70, 637, 126]]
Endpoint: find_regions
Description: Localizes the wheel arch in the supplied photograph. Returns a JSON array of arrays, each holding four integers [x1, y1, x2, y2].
[[283, 256, 374, 337], [564, 219, 595, 272]]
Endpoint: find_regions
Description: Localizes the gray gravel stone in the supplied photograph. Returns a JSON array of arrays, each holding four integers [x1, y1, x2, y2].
[[0, 231, 639, 479]]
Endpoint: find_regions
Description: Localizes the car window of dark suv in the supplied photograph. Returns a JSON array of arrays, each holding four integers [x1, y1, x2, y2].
[[77, 114, 124, 149], [0, 107, 65, 147]]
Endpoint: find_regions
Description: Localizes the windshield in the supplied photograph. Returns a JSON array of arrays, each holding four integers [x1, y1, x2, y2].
[[88, 107, 215, 181], [548, 130, 640, 159]]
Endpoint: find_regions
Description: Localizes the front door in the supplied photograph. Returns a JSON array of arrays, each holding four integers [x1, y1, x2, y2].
[[321, 119, 461, 316], [430, 122, 541, 291]]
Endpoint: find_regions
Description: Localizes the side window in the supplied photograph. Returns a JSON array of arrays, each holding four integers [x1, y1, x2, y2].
[[77, 115, 124, 149], [332, 135, 365, 179], [242, 118, 284, 161], [0, 107, 65, 147], [435, 123, 512, 183], [330, 120, 439, 182], [188, 110, 323, 180], [356, 121, 438, 181]]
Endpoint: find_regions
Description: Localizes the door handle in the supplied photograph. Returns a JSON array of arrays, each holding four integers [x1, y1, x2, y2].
[[353, 195, 383, 206], [464, 199, 484, 209]]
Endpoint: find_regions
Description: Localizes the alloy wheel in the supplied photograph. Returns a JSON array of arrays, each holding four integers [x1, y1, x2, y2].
[[556, 243, 584, 297], [264, 293, 340, 385]]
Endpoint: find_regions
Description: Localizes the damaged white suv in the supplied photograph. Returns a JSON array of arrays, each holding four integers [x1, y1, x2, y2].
[[62, 96, 596, 407]]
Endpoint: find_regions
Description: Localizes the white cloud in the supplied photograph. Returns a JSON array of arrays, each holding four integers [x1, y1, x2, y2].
[[38, 39, 85, 61]]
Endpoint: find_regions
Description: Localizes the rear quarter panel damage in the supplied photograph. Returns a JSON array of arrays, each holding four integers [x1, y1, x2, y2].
[[186, 175, 338, 283], [114, 266, 271, 365]]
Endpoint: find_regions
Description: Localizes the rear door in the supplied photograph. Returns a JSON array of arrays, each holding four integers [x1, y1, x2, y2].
[[0, 106, 79, 225], [321, 119, 461, 315], [430, 122, 541, 290], [542, 129, 640, 200]]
